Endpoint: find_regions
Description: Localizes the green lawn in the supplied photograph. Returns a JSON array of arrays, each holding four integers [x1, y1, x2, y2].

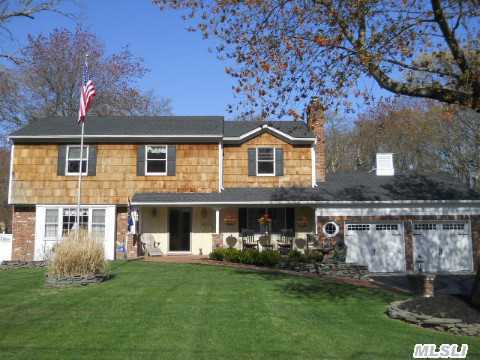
[[0, 261, 478, 360]]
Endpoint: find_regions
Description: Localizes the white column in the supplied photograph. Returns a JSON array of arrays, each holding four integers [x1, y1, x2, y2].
[[215, 208, 220, 234], [218, 142, 223, 191], [8, 144, 14, 204], [314, 207, 318, 235]]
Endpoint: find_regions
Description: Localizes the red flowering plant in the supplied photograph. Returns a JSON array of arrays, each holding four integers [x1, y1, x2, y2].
[[257, 213, 272, 234]]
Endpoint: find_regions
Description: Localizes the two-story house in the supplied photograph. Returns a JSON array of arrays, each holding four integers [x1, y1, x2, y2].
[[7, 98, 480, 273]]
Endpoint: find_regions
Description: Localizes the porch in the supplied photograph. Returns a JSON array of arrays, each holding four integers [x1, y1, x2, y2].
[[135, 205, 317, 257]]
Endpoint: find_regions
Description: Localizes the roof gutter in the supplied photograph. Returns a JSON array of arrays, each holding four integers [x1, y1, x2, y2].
[[130, 199, 480, 206]]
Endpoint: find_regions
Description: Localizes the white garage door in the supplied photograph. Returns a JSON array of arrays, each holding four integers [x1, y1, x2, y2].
[[345, 223, 405, 273], [413, 222, 473, 273]]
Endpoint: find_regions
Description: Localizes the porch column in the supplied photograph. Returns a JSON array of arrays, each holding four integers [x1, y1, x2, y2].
[[215, 208, 220, 234]]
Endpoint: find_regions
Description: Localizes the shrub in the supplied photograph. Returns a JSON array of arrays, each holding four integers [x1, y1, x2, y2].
[[224, 248, 241, 263], [257, 250, 281, 267], [305, 249, 324, 263], [48, 229, 107, 278], [209, 248, 226, 261], [238, 249, 260, 265], [287, 249, 306, 263]]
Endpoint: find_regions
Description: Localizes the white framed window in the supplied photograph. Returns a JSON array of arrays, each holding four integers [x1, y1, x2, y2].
[[256, 147, 275, 176], [375, 224, 399, 231], [323, 222, 339, 237], [62, 208, 88, 236], [66, 145, 88, 176], [44, 209, 59, 239], [145, 145, 167, 175], [91, 209, 106, 240], [442, 223, 465, 231], [347, 224, 370, 231]]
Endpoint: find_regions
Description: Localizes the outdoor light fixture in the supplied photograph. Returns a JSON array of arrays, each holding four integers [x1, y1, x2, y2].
[[416, 255, 425, 273]]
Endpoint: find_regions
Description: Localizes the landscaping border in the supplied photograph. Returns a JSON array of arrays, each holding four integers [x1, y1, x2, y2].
[[45, 273, 109, 287], [387, 299, 480, 336]]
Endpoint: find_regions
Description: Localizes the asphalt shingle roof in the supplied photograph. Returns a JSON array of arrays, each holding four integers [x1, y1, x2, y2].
[[10, 116, 225, 137], [131, 172, 480, 204], [10, 117, 315, 140], [224, 120, 314, 138]]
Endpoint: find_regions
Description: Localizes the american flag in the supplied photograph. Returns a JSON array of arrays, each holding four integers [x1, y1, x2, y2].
[[78, 59, 96, 123]]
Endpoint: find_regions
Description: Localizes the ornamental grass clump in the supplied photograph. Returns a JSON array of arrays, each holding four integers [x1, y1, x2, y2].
[[48, 229, 107, 278]]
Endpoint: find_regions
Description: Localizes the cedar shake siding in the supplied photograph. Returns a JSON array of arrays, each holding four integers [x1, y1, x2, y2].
[[223, 132, 312, 188], [10, 143, 219, 205]]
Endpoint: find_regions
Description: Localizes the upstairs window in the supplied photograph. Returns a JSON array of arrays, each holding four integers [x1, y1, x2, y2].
[[66, 145, 88, 175], [256, 148, 275, 176], [145, 145, 167, 175]]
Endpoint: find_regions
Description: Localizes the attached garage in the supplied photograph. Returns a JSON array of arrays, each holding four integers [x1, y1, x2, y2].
[[413, 222, 473, 273], [344, 222, 405, 273]]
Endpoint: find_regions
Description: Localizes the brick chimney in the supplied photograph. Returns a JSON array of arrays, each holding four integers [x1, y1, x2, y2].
[[306, 97, 326, 183]]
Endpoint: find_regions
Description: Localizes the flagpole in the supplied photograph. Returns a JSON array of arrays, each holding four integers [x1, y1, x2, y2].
[[75, 53, 89, 239], [75, 119, 85, 239]]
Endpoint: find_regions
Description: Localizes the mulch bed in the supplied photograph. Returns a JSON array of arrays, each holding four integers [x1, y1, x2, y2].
[[399, 295, 480, 324]]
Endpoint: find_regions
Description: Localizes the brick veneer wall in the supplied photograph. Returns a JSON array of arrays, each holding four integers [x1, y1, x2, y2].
[[317, 215, 480, 272], [11, 206, 35, 261], [116, 207, 138, 259]]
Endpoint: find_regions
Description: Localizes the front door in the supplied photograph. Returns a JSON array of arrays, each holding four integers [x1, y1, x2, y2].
[[169, 208, 191, 252]]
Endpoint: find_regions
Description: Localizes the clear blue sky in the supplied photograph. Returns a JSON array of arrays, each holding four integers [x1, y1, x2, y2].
[[7, 0, 237, 117], [6, 0, 389, 119]]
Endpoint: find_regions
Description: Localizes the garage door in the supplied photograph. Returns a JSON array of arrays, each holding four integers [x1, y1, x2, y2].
[[413, 222, 473, 273], [345, 223, 405, 272]]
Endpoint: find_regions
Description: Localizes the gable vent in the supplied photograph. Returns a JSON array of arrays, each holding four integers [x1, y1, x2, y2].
[[376, 153, 394, 176]]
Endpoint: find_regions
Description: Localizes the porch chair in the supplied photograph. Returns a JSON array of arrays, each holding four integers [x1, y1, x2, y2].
[[140, 234, 163, 256], [277, 229, 294, 255], [241, 229, 258, 250]]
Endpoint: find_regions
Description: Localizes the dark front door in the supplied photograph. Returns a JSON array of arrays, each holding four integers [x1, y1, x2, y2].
[[169, 208, 191, 252]]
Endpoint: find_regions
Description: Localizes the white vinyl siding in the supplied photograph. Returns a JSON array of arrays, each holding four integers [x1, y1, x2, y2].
[[34, 205, 116, 260]]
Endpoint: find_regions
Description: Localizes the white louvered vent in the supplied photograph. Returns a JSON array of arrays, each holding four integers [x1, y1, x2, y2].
[[376, 153, 394, 176]]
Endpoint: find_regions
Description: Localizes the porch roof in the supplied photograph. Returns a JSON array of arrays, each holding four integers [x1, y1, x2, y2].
[[131, 188, 320, 206]]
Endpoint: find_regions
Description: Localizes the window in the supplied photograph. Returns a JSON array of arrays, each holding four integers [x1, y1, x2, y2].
[[442, 223, 465, 231], [62, 208, 88, 235], [323, 222, 339, 237], [44, 209, 59, 238], [146, 145, 167, 175], [239, 208, 294, 234], [92, 209, 106, 240], [257, 148, 275, 175], [375, 224, 399, 231], [66, 145, 88, 175], [347, 224, 370, 231]]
